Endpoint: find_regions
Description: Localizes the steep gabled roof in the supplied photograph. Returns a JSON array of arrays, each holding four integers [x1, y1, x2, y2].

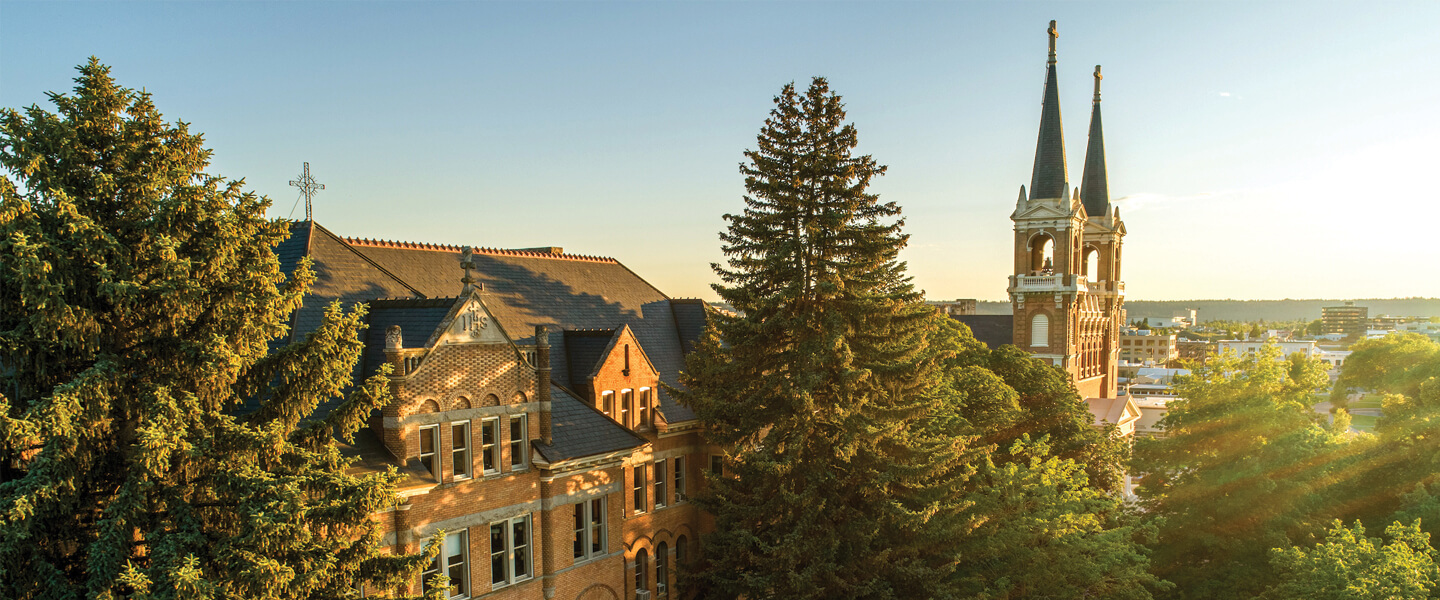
[[1030, 20, 1069, 202], [1081, 65, 1111, 219], [535, 383, 648, 463], [669, 298, 710, 354], [342, 238, 695, 423]]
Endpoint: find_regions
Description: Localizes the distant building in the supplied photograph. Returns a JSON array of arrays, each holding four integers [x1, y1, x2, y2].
[[1143, 316, 1192, 330], [1322, 302, 1368, 340], [1176, 339, 1213, 363], [1120, 330, 1178, 366], [933, 298, 978, 315], [1133, 396, 1173, 438]]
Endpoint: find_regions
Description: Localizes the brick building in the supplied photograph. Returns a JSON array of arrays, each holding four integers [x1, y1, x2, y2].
[[1007, 22, 1130, 405], [274, 222, 717, 600], [1119, 330, 1178, 366]]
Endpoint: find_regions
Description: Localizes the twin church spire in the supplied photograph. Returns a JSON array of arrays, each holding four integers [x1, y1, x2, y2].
[[1028, 20, 1111, 219]]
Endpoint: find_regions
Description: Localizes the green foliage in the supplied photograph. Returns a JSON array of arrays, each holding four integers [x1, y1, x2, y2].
[[948, 437, 1168, 600], [1265, 519, 1439, 600], [678, 77, 1148, 600], [1327, 333, 1440, 536], [1133, 344, 1343, 600], [0, 60, 432, 599]]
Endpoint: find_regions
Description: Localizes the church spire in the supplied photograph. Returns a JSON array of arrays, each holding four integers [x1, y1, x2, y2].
[[1029, 20, 1068, 201], [1081, 65, 1111, 218]]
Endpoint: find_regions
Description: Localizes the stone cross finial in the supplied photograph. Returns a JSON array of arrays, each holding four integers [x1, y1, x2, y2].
[[1047, 20, 1058, 64], [1093, 65, 1103, 103], [460, 246, 476, 294]]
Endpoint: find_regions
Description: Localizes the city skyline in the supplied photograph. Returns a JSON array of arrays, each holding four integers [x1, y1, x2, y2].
[[3, 1, 1437, 301]]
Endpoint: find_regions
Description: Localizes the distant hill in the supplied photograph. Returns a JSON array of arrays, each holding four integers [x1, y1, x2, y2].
[[975, 299, 1440, 321]]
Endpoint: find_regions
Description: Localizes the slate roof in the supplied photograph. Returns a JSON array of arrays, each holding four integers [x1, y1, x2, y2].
[[271, 221, 703, 461], [952, 314, 1015, 350], [362, 298, 458, 375], [564, 329, 617, 397], [341, 238, 696, 423], [669, 298, 709, 354], [1080, 70, 1110, 219], [1030, 36, 1069, 201], [534, 384, 647, 463]]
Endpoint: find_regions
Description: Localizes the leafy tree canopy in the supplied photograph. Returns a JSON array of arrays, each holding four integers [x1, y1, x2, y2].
[[1265, 519, 1439, 600]]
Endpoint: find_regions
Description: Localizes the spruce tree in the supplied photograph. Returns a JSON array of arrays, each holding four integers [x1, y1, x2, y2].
[[0, 60, 437, 599], [677, 78, 967, 600]]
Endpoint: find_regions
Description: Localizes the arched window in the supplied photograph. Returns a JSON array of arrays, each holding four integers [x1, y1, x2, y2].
[[1082, 246, 1098, 281], [1030, 314, 1050, 348], [1030, 233, 1055, 274], [635, 548, 649, 593], [656, 542, 669, 598]]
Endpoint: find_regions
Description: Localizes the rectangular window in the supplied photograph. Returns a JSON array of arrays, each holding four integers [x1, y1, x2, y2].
[[424, 529, 468, 598], [490, 514, 531, 587], [573, 498, 607, 561], [674, 456, 687, 502], [654, 459, 667, 509], [637, 388, 650, 428], [633, 464, 647, 514], [509, 414, 527, 470], [480, 418, 499, 475], [601, 391, 614, 418], [710, 455, 723, 476], [419, 424, 440, 480], [621, 389, 634, 428], [451, 421, 471, 480]]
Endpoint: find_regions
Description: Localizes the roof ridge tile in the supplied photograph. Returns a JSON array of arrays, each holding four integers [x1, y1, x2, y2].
[[344, 236, 619, 264]]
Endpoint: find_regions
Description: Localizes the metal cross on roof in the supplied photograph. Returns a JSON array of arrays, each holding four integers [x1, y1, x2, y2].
[[289, 162, 325, 221]]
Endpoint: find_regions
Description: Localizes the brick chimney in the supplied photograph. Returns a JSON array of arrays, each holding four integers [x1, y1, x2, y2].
[[535, 325, 552, 445]]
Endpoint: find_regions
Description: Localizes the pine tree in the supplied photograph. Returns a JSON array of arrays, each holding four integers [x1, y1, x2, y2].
[[676, 78, 966, 600], [0, 60, 438, 599]]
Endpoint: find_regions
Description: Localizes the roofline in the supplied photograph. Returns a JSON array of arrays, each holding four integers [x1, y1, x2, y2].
[[344, 237, 620, 264], [309, 222, 426, 298]]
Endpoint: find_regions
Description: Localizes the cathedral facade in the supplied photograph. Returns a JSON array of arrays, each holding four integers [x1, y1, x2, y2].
[[1008, 21, 1128, 401]]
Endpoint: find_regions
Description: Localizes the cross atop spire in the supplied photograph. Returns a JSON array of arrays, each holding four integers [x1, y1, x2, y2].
[[1093, 65, 1103, 103], [1048, 20, 1058, 65], [1029, 20, 1068, 201], [288, 162, 325, 221]]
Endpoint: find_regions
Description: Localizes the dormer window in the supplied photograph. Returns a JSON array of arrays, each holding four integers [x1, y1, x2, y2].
[[601, 391, 614, 418], [638, 387, 651, 428], [620, 389, 633, 428]]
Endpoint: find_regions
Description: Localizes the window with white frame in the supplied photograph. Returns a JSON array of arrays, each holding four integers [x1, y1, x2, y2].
[[620, 389, 633, 428], [572, 498, 606, 561], [637, 387, 650, 428], [480, 418, 499, 475], [423, 529, 468, 598], [451, 421, 471, 480], [633, 464, 647, 514], [673, 456, 686, 502], [653, 459, 667, 508], [490, 514, 531, 587], [601, 390, 614, 419], [419, 424, 440, 480], [509, 414, 527, 470]]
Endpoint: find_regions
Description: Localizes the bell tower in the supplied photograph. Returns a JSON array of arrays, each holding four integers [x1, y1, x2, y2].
[[1008, 21, 1126, 399]]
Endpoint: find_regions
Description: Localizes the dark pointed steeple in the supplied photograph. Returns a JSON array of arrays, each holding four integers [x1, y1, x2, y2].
[[1029, 20, 1068, 201], [1081, 65, 1111, 218]]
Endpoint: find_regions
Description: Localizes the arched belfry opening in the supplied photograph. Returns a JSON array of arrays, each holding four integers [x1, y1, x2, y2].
[[1082, 246, 1098, 281], [1029, 233, 1056, 274]]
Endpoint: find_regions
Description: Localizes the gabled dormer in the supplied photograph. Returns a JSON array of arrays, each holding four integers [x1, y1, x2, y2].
[[565, 325, 661, 433]]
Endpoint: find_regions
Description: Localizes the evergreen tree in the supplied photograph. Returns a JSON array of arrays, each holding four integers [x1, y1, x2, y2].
[[0, 60, 437, 599], [677, 77, 965, 600]]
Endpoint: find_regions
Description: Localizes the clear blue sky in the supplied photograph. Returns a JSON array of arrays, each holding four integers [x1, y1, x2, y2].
[[3, 1, 1437, 301]]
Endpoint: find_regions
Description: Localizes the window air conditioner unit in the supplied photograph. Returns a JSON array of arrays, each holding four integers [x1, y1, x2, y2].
[[635, 590, 651, 600]]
